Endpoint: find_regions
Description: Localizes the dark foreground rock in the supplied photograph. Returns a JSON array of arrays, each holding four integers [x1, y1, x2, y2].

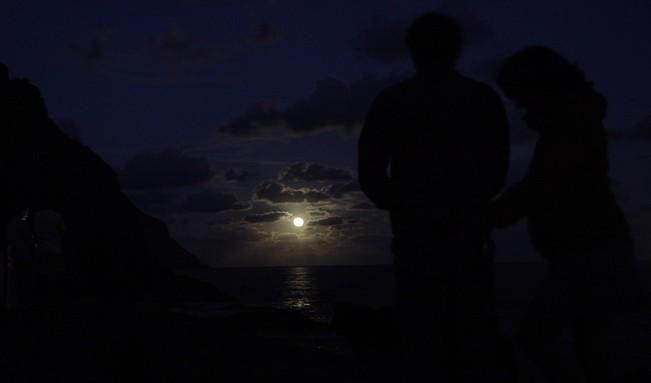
[[1, 303, 363, 383], [3, 288, 649, 382]]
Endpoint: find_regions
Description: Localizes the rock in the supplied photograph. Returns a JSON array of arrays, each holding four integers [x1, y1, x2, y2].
[[138, 212, 200, 270], [1, 64, 213, 305]]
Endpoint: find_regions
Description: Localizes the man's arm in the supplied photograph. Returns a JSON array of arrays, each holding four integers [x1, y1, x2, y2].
[[358, 93, 393, 210]]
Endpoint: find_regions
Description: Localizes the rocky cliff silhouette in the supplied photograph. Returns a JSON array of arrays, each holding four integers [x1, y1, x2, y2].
[[0, 64, 211, 306]]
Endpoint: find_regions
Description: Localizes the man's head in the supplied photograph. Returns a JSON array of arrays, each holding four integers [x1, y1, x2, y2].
[[406, 12, 463, 73]]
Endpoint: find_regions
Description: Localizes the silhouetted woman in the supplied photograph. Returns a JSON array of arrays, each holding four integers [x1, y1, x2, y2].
[[494, 46, 642, 383]]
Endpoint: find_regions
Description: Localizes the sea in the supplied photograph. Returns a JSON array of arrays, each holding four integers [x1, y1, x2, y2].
[[189, 262, 650, 326], [191, 264, 398, 322], [188, 262, 651, 378]]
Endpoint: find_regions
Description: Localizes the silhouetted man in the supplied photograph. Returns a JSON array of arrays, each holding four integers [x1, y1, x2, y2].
[[358, 12, 510, 382]]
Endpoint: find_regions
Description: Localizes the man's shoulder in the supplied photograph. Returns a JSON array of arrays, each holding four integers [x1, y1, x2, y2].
[[378, 75, 500, 97], [370, 74, 503, 111]]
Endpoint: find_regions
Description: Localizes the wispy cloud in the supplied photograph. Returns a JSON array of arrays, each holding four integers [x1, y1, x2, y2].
[[220, 75, 404, 137], [67, 26, 112, 68], [67, 24, 226, 83]]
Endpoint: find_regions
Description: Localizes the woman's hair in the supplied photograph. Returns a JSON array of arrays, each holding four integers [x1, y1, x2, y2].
[[497, 46, 589, 103]]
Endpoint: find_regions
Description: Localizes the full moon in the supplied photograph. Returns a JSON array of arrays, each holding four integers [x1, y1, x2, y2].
[[293, 217, 305, 227]]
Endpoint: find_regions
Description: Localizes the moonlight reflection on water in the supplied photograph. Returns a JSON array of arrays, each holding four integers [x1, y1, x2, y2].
[[283, 266, 315, 311]]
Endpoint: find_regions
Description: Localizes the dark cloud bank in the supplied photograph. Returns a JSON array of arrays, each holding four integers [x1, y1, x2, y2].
[[224, 168, 249, 182], [255, 181, 330, 204], [244, 211, 290, 223], [279, 162, 353, 181], [219, 76, 402, 137], [121, 148, 213, 189], [309, 217, 344, 226]]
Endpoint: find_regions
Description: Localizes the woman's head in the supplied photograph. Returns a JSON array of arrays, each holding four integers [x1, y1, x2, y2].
[[497, 46, 588, 109]]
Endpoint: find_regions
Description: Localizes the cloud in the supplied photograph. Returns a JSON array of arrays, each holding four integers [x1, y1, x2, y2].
[[325, 181, 361, 198], [309, 217, 344, 226], [274, 233, 299, 241], [244, 211, 290, 223], [279, 162, 353, 181], [68, 27, 111, 67], [219, 75, 402, 137], [126, 188, 250, 215], [120, 148, 214, 189], [68, 24, 227, 83], [255, 181, 330, 203], [224, 168, 249, 181], [154, 24, 227, 68], [183, 189, 250, 212], [218, 102, 284, 137], [248, 23, 284, 46]]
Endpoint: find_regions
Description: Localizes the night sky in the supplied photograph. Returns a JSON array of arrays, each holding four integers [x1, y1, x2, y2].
[[2, 0, 650, 267]]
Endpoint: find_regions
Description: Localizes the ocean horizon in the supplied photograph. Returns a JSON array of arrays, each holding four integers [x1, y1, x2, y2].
[[189, 261, 651, 324]]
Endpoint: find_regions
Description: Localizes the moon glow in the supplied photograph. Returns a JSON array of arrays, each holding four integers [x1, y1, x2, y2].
[[293, 217, 305, 227]]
